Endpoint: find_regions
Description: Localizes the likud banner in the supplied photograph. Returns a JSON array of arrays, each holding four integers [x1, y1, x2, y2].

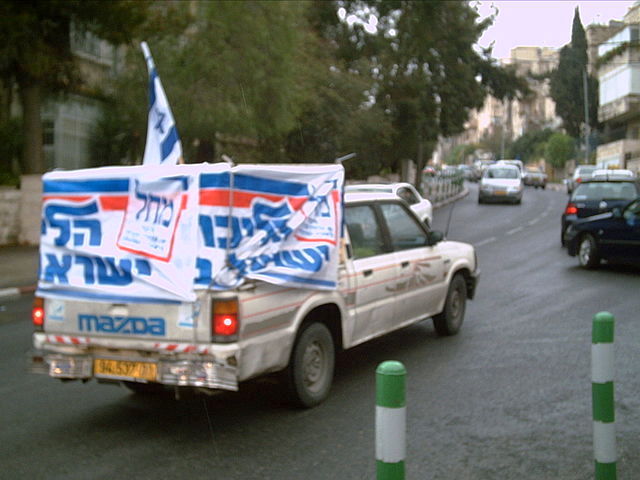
[[37, 163, 344, 304]]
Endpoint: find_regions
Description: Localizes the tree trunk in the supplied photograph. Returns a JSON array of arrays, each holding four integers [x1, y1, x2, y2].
[[19, 82, 44, 174]]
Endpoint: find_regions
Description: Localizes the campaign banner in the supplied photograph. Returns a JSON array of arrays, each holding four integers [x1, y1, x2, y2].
[[196, 163, 344, 290], [37, 162, 344, 303], [38, 165, 200, 303]]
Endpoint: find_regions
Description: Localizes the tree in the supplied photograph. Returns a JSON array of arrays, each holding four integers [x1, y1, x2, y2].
[[337, 1, 529, 183], [545, 132, 575, 168], [550, 7, 598, 138], [0, 0, 150, 173], [508, 128, 554, 164]]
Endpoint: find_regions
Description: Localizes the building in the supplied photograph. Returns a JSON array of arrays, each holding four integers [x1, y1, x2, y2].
[[596, 3, 640, 171], [434, 46, 560, 165], [41, 31, 122, 171]]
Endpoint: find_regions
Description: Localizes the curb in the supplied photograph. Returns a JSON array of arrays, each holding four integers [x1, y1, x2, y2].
[[433, 188, 469, 210], [0, 285, 36, 299]]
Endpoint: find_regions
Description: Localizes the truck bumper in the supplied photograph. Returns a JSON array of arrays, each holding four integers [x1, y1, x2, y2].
[[467, 269, 480, 300], [29, 335, 240, 391]]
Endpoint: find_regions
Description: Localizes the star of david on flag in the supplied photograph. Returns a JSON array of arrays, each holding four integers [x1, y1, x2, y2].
[[140, 42, 183, 166]]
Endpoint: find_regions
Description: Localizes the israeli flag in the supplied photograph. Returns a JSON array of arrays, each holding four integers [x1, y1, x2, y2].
[[140, 42, 183, 166]]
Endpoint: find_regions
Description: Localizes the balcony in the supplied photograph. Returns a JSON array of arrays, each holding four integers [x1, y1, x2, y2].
[[596, 138, 640, 169], [598, 94, 640, 123]]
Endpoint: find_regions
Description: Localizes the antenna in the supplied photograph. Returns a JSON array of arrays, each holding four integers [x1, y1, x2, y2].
[[335, 153, 356, 164], [444, 201, 455, 239]]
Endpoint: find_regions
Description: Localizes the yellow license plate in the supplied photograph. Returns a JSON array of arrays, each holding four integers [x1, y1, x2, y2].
[[94, 358, 157, 382], [495, 190, 506, 195]]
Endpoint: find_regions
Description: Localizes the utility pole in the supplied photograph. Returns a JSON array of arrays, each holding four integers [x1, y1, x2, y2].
[[583, 68, 591, 164]]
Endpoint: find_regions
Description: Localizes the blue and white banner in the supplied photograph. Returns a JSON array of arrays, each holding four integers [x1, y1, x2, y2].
[[37, 163, 344, 304], [140, 42, 183, 166], [39, 165, 200, 303]]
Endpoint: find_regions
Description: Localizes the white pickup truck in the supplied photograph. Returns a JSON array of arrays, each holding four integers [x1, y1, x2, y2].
[[30, 185, 479, 408]]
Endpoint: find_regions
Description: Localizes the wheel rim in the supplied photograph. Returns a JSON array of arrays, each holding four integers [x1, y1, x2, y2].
[[449, 286, 464, 327], [579, 238, 592, 265], [302, 340, 326, 393]]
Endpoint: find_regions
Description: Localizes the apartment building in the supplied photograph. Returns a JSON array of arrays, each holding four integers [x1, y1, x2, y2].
[[596, 3, 640, 171], [434, 46, 560, 165]]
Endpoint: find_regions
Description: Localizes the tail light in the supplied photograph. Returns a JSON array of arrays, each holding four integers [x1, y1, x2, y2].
[[32, 297, 45, 330], [576, 177, 582, 184], [211, 298, 239, 342], [565, 203, 578, 215]]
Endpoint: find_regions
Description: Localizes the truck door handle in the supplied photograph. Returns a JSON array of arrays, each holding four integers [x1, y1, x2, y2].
[[401, 261, 410, 268], [363, 269, 373, 277]]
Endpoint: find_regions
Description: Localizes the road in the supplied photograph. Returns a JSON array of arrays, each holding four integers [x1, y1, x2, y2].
[[2, 183, 639, 479]]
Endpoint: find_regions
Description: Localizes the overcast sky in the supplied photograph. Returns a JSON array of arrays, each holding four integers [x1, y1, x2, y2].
[[475, 1, 636, 59]]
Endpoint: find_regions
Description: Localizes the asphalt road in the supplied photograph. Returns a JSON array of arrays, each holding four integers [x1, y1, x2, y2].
[[2, 182, 639, 479]]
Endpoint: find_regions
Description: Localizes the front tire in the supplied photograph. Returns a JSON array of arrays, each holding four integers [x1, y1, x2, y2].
[[433, 274, 467, 336], [285, 322, 335, 408], [578, 234, 600, 268]]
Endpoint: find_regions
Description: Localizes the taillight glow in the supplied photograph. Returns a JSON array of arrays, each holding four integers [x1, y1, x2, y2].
[[565, 204, 578, 215], [213, 314, 238, 336], [32, 297, 45, 327], [576, 178, 582, 183], [212, 299, 239, 338]]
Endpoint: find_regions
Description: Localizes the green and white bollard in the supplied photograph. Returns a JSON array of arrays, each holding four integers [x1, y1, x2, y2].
[[592, 312, 617, 479], [376, 361, 406, 480]]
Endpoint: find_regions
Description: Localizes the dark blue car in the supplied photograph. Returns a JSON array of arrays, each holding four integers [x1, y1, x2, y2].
[[564, 198, 640, 268]]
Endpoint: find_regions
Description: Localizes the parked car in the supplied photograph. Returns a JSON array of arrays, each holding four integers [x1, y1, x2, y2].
[[523, 166, 548, 189], [478, 164, 523, 204], [345, 182, 433, 227], [564, 197, 640, 268], [560, 178, 640, 246], [566, 165, 598, 194]]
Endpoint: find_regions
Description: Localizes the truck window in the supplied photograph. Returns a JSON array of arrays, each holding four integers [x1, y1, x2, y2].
[[379, 203, 427, 251], [345, 205, 385, 259]]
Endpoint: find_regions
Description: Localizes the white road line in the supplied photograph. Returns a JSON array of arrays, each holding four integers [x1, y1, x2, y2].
[[507, 226, 523, 235], [475, 237, 497, 246], [528, 218, 540, 226]]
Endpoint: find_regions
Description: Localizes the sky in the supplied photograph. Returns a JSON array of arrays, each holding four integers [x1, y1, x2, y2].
[[475, 1, 636, 60]]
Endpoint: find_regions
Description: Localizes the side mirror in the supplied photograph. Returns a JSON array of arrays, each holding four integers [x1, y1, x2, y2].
[[612, 207, 623, 218], [427, 230, 444, 246]]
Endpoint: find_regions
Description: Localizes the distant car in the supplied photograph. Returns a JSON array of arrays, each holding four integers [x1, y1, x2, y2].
[[564, 197, 640, 268], [496, 159, 524, 178], [567, 165, 598, 194], [345, 182, 433, 227], [422, 166, 437, 176], [457, 164, 480, 182], [560, 178, 640, 246], [478, 164, 523, 204], [591, 169, 635, 180], [523, 166, 548, 189]]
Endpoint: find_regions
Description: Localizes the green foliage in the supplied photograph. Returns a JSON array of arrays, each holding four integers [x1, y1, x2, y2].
[[508, 128, 554, 164], [545, 132, 575, 168], [445, 144, 477, 165]]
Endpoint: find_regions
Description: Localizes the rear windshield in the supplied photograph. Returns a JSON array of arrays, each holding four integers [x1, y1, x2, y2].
[[572, 182, 638, 201], [485, 168, 519, 179]]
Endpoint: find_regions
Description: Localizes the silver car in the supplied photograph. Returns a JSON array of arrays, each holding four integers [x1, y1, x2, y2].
[[478, 164, 523, 204]]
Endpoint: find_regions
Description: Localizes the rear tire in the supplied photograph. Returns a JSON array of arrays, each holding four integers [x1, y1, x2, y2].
[[433, 274, 467, 336], [285, 322, 335, 408], [578, 234, 600, 268]]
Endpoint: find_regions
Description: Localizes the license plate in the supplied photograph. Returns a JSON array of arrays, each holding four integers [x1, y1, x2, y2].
[[94, 358, 157, 382], [495, 190, 506, 195]]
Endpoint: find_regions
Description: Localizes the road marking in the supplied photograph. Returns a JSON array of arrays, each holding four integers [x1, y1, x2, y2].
[[476, 237, 496, 246], [528, 218, 540, 226], [507, 226, 523, 235]]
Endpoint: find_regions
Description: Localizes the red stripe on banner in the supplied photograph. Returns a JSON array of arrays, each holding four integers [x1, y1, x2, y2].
[[200, 189, 308, 209], [55, 336, 65, 344], [71, 337, 80, 345], [43, 195, 92, 203], [99, 195, 128, 210], [166, 344, 178, 351]]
